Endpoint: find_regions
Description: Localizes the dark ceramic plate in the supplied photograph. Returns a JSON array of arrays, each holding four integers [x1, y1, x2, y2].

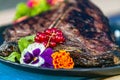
[[0, 24, 120, 77]]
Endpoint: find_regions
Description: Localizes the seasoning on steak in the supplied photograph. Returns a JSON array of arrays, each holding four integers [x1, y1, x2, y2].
[[2, 0, 120, 67]]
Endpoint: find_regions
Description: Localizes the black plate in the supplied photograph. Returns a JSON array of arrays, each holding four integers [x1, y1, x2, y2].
[[0, 24, 120, 77]]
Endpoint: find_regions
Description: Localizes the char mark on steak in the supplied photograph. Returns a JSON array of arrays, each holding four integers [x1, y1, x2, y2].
[[2, 0, 120, 67]]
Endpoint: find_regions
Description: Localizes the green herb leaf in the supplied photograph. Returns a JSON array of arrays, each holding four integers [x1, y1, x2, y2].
[[39, 0, 51, 11], [18, 35, 35, 52], [14, 0, 51, 20], [30, 0, 50, 17], [4, 52, 21, 62], [14, 3, 30, 20]]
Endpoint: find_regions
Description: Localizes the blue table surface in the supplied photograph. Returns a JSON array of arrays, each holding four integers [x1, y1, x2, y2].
[[0, 15, 120, 80], [0, 63, 88, 80]]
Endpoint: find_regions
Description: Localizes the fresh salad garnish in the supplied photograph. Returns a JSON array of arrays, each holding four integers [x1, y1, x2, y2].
[[14, 0, 64, 21], [0, 28, 74, 69]]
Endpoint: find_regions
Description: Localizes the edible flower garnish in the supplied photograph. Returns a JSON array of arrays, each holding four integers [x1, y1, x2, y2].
[[14, 0, 50, 21], [41, 48, 54, 68], [51, 50, 74, 69], [20, 43, 54, 68], [14, 0, 64, 21], [47, 0, 64, 5], [20, 43, 45, 67], [27, 0, 40, 8]]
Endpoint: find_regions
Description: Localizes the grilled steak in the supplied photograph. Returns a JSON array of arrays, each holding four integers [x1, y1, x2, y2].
[[2, 0, 120, 67]]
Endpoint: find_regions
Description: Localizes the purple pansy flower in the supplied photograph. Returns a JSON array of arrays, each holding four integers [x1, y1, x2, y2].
[[20, 43, 53, 68], [41, 48, 54, 68], [20, 43, 45, 67]]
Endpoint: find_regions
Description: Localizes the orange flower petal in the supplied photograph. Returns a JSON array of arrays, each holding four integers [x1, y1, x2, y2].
[[51, 50, 74, 69]]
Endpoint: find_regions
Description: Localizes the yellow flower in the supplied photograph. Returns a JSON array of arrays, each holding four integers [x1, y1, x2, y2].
[[51, 50, 74, 69]]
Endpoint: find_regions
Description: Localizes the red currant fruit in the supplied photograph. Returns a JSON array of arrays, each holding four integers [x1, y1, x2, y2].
[[35, 28, 65, 48], [44, 29, 52, 35], [43, 41, 48, 47], [51, 35, 56, 41], [56, 30, 63, 35], [35, 36, 40, 43], [38, 33, 47, 42], [36, 32, 41, 36], [51, 28, 57, 33], [50, 41, 57, 47], [55, 35, 65, 43]]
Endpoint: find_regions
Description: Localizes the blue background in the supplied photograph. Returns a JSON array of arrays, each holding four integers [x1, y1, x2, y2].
[[0, 63, 87, 80]]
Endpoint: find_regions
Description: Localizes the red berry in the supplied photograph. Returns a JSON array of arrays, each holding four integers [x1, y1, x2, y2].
[[44, 29, 52, 35], [37, 33, 47, 42], [43, 41, 48, 47], [46, 35, 49, 40], [50, 41, 57, 47], [56, 30, 63, 35], [55, 35, 64, 43], [51, 28, 57, 33], [51, 35, 56, 41], [36, 32, 41, 36], [35, 28, 65, 48], [35, 36, 40, 43], [61, 37, 65, 43]]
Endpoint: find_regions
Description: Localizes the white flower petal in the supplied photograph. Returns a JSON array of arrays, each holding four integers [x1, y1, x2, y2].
[[26, 43, 45, 54], [20, 56, 45, 67], [20, 43, 46, 65]]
